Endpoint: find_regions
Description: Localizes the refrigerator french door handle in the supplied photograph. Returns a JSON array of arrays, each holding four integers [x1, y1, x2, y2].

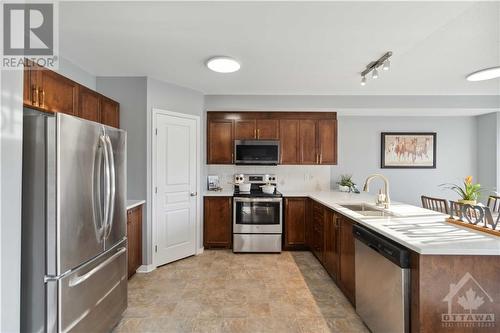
[[101, 134, 111, 240], [92, 138, 105, 241], [104, 135, 116, 240], [67, 247, 126, 287]]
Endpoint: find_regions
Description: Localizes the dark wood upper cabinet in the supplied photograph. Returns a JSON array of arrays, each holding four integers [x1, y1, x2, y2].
[[23, 62, 120, 128], [204, 196, 232, 248], [207, 119, 234, 164], [100, 96, 120, 128], [299, 119, 318, 164], [338, 215, 356, 305], [34, 68, 78, 115], [284, 197, 307, 250], [23, 65, 33, 105], [279, 120, 299, 164], [318, 119, 337, 164], [324, 210, 340, 281], [256, 119, 279, 139], [78, 86, 100, 123], [206, 112, 337, 165], [234, 119, 256, 140]]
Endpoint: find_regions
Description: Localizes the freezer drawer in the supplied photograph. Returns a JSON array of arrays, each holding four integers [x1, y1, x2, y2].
[[59, 242, 127, 333]]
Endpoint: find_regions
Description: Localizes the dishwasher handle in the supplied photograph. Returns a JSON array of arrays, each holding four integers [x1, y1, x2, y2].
[[353, 224, 410, 268]]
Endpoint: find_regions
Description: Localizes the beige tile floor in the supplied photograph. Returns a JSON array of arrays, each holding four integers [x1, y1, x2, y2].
[[114, 250, 369, 333]]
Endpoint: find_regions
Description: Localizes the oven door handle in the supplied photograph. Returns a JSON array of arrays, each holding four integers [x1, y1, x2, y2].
[[233, 197, 283, 203]]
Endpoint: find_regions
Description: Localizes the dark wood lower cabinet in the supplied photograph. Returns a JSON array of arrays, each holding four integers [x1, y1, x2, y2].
[[284, 198, 308, 250], [204, 196, 232, 249], [127, 205, 143, 279], [338, 215, 356, 305], [324, 210, 339, 281], [304, 199, 356, 306]]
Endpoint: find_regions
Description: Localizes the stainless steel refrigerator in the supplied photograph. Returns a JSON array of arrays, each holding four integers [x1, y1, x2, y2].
[[21, 111, 127, 333]]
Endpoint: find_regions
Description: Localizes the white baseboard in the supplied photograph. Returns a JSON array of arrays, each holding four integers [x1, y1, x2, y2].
[[136, 264, 156, 274]]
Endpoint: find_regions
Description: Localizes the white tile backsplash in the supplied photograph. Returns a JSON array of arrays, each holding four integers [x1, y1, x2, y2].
[[206, 165, 333, 192]]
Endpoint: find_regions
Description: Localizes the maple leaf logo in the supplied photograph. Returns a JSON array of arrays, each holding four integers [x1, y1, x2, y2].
[[457, 288, 485, 313]]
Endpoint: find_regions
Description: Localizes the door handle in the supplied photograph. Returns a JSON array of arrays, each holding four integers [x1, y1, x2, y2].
[[92, 139, 105, 241], [190, 192, 197, 197], [104, 135, 116, 240], [68, 247, 126, 287], [100, 135, 111, 240]]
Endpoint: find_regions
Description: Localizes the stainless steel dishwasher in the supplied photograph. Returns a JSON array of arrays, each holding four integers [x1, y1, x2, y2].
[[353, 224, 410, 333]]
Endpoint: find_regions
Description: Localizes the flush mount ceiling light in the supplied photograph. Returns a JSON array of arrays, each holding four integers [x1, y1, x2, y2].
[[466, 67, 500, 81], [360, 51, 392, 86], [206, 56, 240, 73]]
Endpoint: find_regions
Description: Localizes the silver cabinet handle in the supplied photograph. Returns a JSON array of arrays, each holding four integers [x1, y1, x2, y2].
[[190, 192, 197, 197], [105, 135, 116, 239], [69, 247, 126, 287]]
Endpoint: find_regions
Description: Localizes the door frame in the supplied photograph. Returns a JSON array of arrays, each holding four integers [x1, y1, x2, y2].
[[151, 108, 201, 268]]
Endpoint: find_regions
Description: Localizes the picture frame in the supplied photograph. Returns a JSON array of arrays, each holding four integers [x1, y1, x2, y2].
[[381, 132, 437, 169]]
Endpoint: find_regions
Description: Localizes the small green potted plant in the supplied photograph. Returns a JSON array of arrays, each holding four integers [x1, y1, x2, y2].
[[441, 176, 482, 205], [338, 174, 355, 192]]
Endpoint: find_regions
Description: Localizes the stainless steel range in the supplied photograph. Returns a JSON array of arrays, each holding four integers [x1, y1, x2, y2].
[[233, 174, 282, 253]]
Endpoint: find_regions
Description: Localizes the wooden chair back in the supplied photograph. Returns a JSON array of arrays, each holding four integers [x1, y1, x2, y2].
[[421, 195, 449, 214]]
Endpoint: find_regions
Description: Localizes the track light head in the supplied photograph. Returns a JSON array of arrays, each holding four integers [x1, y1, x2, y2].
[[372, 68, 379, 79], [382, 59, 390, 71], [360, 76, 366, 86]]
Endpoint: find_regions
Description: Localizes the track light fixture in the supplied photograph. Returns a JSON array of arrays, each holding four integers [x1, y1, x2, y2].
[[360, 51, 392, 86]]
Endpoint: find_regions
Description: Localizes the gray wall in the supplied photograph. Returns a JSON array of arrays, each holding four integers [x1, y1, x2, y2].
[[476, 112, 498, 200], [333, 116, 477, 205], [204, 97, 480, 206], [1, 70, 23, 333], [96, 77, 148, 262], [96, 77, 148, 201], [145, 77, 204, 264], [98, 76, 205, 266], [56, 57, 96, 89]]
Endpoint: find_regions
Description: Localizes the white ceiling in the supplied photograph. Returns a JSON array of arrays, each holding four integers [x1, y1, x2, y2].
[[60, 1, 500, 95]]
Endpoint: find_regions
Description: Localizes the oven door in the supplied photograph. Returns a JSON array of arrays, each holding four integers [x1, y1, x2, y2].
[[233, 197, 282, 233], [234, 140, 280, 165]]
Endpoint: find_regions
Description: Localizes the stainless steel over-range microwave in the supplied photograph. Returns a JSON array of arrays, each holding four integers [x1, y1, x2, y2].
[[234, 140, 280, 165]]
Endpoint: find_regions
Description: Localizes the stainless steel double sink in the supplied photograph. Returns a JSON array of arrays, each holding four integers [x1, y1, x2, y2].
[[339, 204, 395, 217]]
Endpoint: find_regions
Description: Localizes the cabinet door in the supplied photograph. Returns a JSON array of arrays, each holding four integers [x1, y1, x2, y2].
[[317, 119, 337, 164], [207, 120, 233, 164], [234, 120, 256, 140], [284, 198, 307, 249], [324, 211, 339, 280], [78, 86, 100, 123], [312, 202, 324, 263], [299, 120, 317, 164], [127, 206, 142, 279], [279, 120, 299, 164], [256, 119, 279, 139], [36, 68, 78, 115], [204, 197, 232, 248], [100, 96, 120, 128], [339, 216, 356, 305], [23, 65, 33, 105]]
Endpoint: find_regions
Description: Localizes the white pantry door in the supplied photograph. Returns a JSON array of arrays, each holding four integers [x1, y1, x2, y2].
[[154, 112, 197, 266]]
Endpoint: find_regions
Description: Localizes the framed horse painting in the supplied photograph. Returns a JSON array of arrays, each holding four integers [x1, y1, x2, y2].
[[381, 132, 437, 168]]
